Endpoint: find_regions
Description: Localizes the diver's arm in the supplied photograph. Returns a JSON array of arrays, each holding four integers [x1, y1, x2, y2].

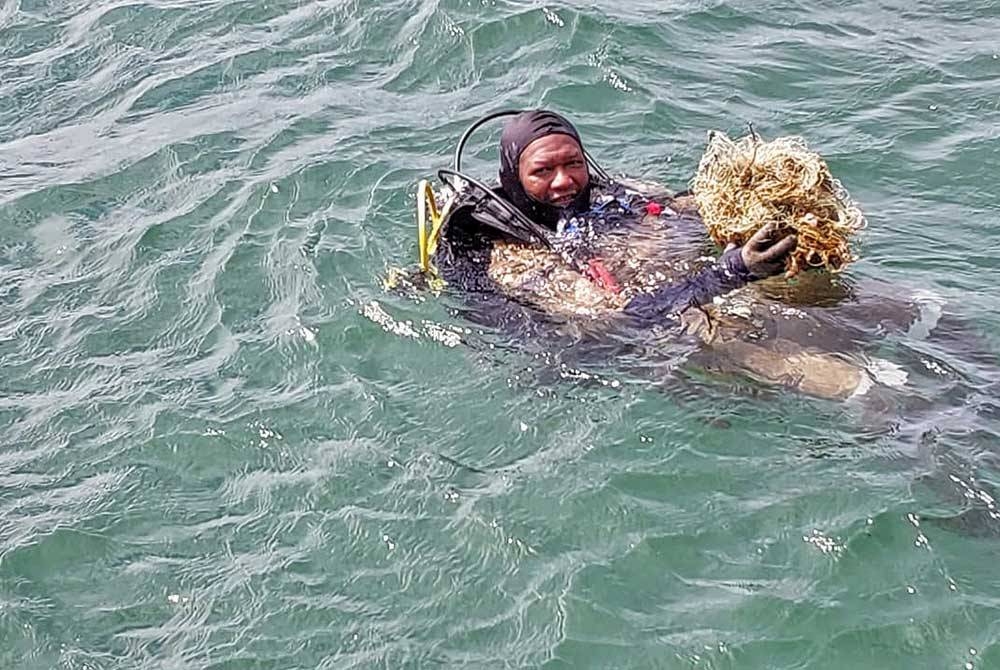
[[623, 223, 797, 321], [623, 247, 754, 320]]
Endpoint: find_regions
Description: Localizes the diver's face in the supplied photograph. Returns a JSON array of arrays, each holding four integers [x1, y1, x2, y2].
[[517, 134, 589, 208]]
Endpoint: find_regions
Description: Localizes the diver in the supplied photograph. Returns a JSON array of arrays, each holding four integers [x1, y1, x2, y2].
[[427, 109, 931, 401], [432, 109, 797, 323]]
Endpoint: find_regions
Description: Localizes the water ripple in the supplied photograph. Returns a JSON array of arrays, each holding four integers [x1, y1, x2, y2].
[[1, 0, 999, 668]]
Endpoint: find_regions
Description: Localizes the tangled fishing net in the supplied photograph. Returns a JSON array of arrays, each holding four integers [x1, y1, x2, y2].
[[691, 130, 865, 276]]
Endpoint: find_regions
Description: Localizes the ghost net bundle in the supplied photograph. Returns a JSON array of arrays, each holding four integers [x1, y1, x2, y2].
[[691, 130, 865, 276]]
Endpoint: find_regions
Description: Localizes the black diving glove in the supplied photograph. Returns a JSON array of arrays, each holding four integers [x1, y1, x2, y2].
[[739, 222, 798, 279]]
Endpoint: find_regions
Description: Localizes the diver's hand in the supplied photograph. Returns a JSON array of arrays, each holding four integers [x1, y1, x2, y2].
[[740, 222, 797, 279]]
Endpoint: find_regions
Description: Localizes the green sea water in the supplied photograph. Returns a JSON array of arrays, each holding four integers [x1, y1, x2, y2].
[[2, 1, 1000, 668]]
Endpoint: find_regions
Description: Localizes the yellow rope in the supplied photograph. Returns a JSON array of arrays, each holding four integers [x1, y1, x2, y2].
[[692, 131, 866, 276]]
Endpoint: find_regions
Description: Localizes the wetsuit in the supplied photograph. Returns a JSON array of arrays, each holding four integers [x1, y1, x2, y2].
[[434, 177, 757, 322]]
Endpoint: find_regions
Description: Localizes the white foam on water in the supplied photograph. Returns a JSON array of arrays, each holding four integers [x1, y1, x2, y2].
[[909, 289, 946, 340], [865, 357, 909, 388], [849, 371, 874, 398], [849, 356, 908, 398]]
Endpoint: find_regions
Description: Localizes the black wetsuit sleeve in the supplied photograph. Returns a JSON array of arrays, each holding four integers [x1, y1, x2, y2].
[[622, 248, 755, 321]]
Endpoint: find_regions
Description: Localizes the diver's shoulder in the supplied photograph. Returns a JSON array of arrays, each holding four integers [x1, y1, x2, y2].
[[601, 175, 701, 217], [610, 176, 673, 200]]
